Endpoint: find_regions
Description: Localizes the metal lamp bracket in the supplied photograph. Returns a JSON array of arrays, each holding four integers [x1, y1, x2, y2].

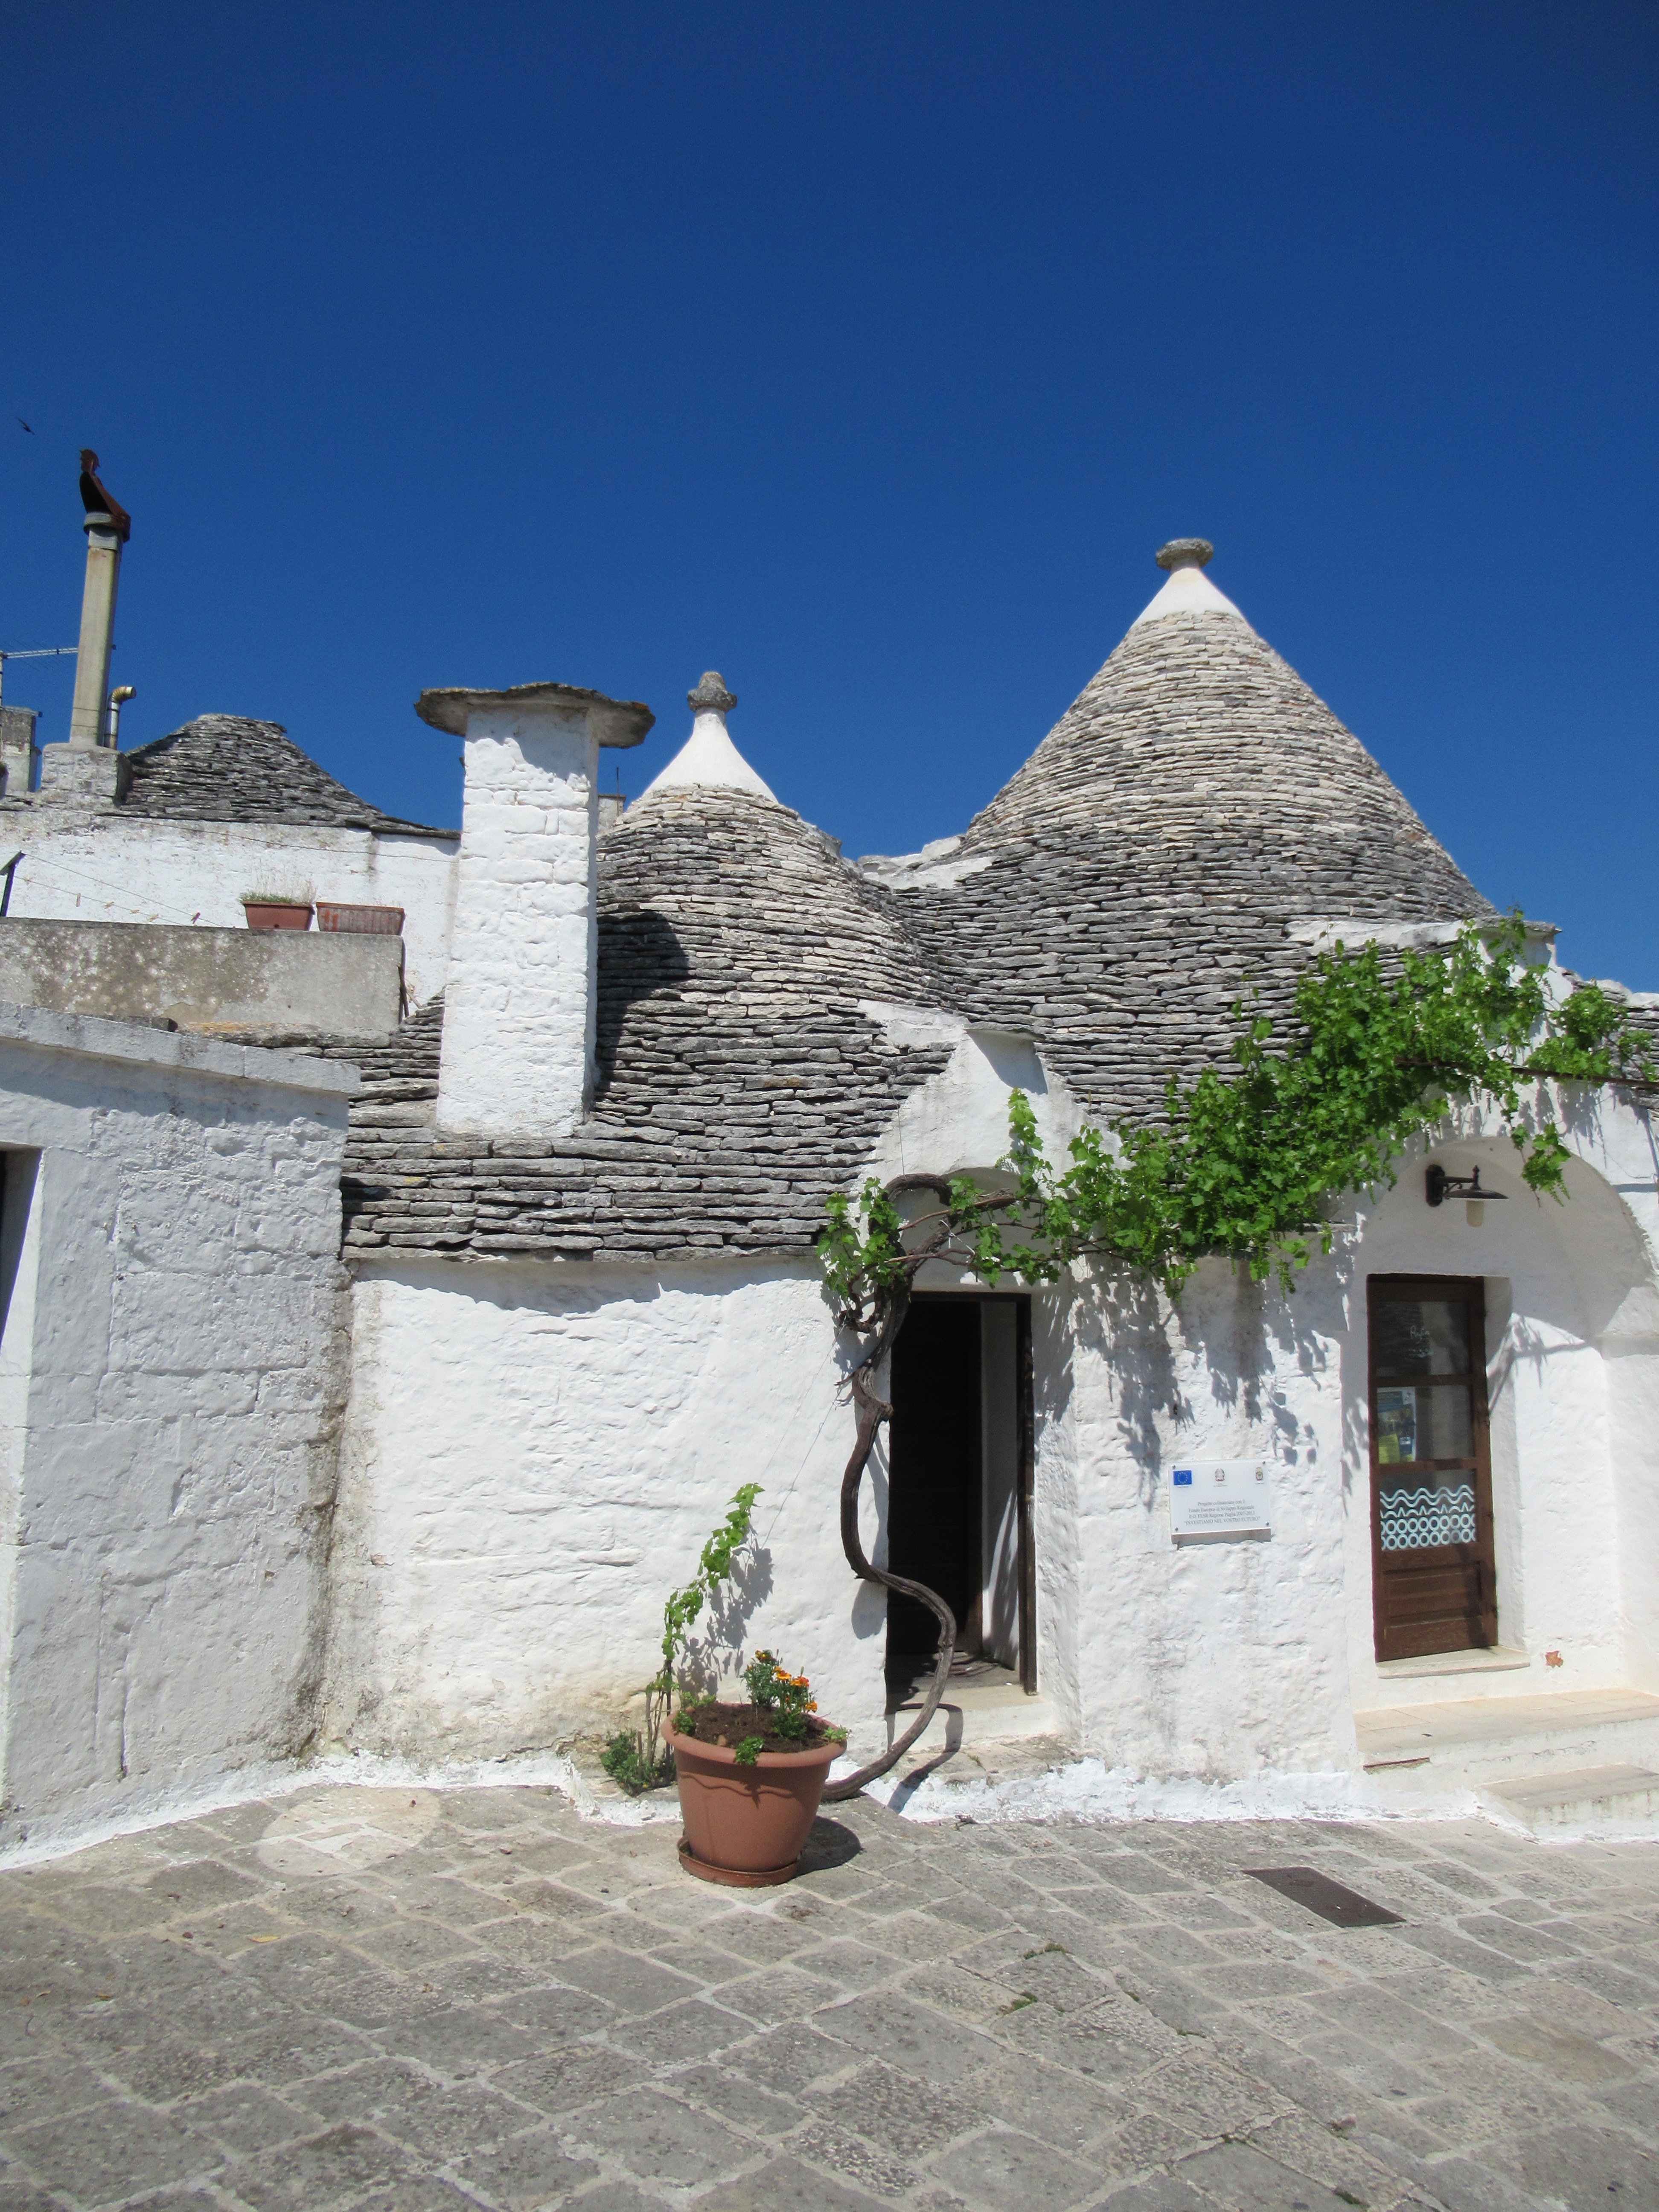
[[1425, 1164, 1507, 1208]]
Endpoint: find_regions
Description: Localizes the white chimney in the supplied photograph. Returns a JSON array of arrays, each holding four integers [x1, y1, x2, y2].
[[416, 680, 654, 1138]]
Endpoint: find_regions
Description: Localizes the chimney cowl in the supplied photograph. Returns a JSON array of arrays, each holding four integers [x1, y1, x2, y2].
[[415, 680, 653, 747], [77, 450, 131, 542]]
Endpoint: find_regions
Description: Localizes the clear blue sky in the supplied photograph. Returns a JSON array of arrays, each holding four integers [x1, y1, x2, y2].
[[5, 6, 1656, 982]]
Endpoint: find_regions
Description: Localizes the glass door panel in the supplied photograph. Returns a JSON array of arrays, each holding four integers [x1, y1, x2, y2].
[[1372, 1298, 1471, 1378], [1374, 1382, 1473, 1464]]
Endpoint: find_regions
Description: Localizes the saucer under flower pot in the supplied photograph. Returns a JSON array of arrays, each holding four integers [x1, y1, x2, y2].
[[663, 1714, 840, 1884], [676, 1837, 800, 1887]]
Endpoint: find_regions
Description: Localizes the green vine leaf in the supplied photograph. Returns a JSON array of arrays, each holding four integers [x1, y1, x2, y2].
[[620, 1481, 763, 1791], [818, 916, 1650, 1303]]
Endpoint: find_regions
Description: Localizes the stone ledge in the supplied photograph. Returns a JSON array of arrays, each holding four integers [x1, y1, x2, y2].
[[0, 999, 361, 1095]]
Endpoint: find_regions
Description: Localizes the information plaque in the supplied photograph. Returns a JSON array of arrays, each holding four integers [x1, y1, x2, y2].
[[1170, 1459, 1272, 1540]]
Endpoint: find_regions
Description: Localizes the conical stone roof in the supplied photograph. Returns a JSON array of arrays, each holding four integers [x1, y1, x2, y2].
[[119, 715, 454, 837], [881, 549, 1493, 1123], [586, 775, 958, 1228], [340, 699, 963, 1264], [337, 581, 1497, 1263]]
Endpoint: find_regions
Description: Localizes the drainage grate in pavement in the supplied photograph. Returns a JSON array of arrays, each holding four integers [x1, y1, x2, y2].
[[1246, 1865, 1405, 1927]]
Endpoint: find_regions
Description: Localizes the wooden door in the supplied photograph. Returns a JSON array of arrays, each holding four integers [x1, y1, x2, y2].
[[1367, 1275, 1496, 1660]]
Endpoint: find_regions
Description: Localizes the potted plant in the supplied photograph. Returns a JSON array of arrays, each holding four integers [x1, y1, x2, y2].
[[241, 882, 315, 931], [598, 1482, 846, 1886], [666, 1650, 844, 1887]]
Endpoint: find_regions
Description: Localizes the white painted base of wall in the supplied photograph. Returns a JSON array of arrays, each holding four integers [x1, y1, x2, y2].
[[1356, 1685, 1659, 1793], [1484, 1763, 1659, 1839], [862, 1754, 1486, 1828]]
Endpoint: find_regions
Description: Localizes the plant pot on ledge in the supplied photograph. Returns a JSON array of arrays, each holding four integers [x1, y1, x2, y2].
[[242, 900, 314, 931], [664, 1714, 840, 1886], [316, 901, 405, 935]]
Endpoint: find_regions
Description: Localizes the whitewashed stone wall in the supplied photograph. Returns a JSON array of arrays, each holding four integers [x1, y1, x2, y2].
[[326, 1258, 887, 1762], [1029, 1091, 1659, 1778], [1030, 1256, 1363, 1777], [8, 818, 458, 1010], [325, 1089, 1659, 1787], [0, 1007, 356, 1844]]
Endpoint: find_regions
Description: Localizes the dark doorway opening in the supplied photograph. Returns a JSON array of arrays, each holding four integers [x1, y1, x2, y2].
[[1367, 1274, 1497, 1660], [885, 1292, 1034, 1696]]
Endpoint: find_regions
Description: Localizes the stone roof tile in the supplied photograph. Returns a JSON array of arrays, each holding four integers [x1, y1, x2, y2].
[[877, 594, 1493, 1122], [329, 786, 960, 1263], [118, 715, 456, 838], [287, 573, 1521, 1266]]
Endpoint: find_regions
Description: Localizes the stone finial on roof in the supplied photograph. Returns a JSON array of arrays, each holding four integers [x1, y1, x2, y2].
[[1133, 542, 1245, 629], [688, 671, 737, 714], [637, 669, 777, 804]]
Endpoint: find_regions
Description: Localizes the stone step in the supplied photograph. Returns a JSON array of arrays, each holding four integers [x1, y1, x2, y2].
[[888, 1676, 1059, 1755], [1355, 1685, 1659, 1794], [1487, 1763, 1659, 1835]]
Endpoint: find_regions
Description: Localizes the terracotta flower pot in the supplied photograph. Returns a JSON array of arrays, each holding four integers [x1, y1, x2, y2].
[[664, 1715, 840, 1886], [242, 901, 313, 931]]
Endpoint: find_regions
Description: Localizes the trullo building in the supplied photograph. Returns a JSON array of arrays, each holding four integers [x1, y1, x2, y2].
[[1, 535, 1656, 1845]]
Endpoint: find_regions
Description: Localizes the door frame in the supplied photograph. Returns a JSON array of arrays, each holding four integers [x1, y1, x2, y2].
[[1365, 1272, 1496, 1661], [904, 1290, 1037, 1693]]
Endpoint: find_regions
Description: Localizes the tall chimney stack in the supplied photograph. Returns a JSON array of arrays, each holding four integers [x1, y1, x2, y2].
[[415, 680, 654, 1138], [68, 451, 131, 750]]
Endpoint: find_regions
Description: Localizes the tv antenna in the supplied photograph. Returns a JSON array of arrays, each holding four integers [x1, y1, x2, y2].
[[0, 646, 77, 704]]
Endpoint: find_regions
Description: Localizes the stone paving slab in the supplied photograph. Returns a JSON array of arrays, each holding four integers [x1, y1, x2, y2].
[[0, 1784, 1655, 2210]]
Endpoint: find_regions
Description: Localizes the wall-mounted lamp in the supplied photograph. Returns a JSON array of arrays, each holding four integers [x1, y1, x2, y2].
[[1426, 1163, 1508, 1227]]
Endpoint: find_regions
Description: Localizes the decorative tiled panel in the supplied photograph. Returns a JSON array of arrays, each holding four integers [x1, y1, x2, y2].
[[1379, 1479, 1476, 1552]]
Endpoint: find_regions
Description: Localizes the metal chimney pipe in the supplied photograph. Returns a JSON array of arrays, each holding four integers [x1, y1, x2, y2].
[[68, 451, 131, 750]]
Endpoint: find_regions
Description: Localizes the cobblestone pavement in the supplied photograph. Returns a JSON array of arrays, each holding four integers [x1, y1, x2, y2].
[[0, 1782, 1656, 2212]]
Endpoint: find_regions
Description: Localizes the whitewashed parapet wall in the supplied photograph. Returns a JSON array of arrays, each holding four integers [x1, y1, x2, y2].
[[417, 681, 653, 1138], [6, 818, 458, 1010], [0, 1006, 357, 1846]]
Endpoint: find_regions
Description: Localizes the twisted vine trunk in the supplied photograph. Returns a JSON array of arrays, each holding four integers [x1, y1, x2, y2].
[[821, 1176, 961, 1804]]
